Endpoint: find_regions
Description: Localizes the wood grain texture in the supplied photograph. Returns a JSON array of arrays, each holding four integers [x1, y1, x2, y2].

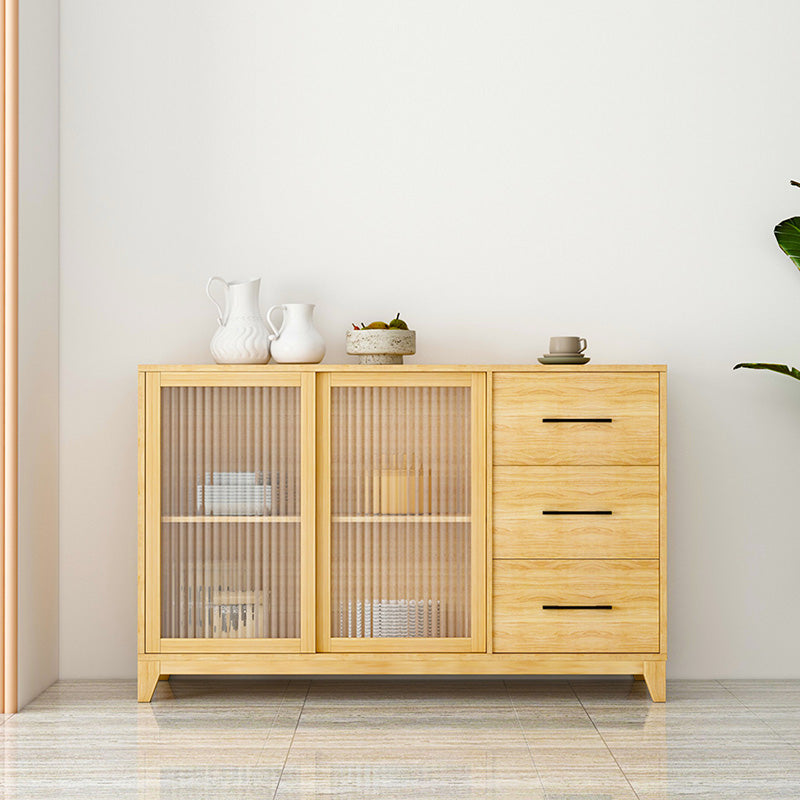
[[470, 372, 487, 653], [160, 372, 301, 387], [138, 365, 667, 701], [137, 660, 161, 702], [137, 372, 146, 654], [144, 372, 161, 653], [493, 466, 659, 559], [140, 364, 667, 373], [159, 638, 301, 653], [161, 516, 300, 524], [330, 373, 474, 388], [659, 372, 668, 656], [300, 373, 316, 653], [493, 373, 660, 466], [644, 659, 666, 702], [492, 559, 659, 653], [145, 651, 655, 676], [328, 637, 472, 653], [315, 373, 332, 652], [332, 515, 470, 523], [485, 371, 494, 654]]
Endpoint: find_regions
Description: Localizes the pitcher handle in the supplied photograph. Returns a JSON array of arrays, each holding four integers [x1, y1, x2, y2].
[[266, 305, 285, 340], [206, 276, 229, 326]]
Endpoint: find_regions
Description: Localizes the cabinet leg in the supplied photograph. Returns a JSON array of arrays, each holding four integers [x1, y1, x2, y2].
[[643, 661, 666, 702], [138, 661, 161, 702]]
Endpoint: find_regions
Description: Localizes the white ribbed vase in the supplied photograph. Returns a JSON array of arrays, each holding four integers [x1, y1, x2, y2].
[[207, 277, 271, 364]]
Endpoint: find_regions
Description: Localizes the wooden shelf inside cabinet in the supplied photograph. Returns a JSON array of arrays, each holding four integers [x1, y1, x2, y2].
[[333, 515, 471, 523], [162, 516, 301, 524]]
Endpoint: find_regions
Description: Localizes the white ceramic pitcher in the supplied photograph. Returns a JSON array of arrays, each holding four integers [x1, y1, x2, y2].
[[206, 277, 271, 364], [266, 303, 326, 364]]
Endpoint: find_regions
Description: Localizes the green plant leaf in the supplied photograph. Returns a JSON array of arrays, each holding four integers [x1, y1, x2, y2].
[[775, 216, 800, 270], [733, 362, 800, 381]]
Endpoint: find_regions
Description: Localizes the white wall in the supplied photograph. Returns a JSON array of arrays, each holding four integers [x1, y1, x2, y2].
[[18, 0, 59, 706], [60, 1, 800, 678]]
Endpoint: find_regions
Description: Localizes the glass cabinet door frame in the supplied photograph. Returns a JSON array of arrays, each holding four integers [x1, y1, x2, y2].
[[315, 372, 487, 654], [143, 370, 317, 654]]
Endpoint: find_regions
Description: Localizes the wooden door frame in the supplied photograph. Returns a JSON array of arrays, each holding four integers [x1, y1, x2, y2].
[[1, 0, 19, 715], [140, 370, 315, 656]]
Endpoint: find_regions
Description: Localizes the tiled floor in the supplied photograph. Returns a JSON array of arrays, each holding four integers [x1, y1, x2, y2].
[[2, 679, 800, 799]]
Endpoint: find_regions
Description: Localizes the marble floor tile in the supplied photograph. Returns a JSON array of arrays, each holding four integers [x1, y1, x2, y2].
[[742, 707, 800, 748], [536, 773, 639, 800], [7, 678, 800, 798], [588, 704, 780, 741], [156, 676, 298, 705], [304, 677, 513, 707], [573, 678, 739, 708], [524, 737, 639, 798], [0, 767, 285, 800], [274, 755, 545, 800], [291, 703, 525, 739], [719, 679, 800, 709], [514, 703, 600, 738], [504, 677, 586, 707], [630, 773, 800, 800]]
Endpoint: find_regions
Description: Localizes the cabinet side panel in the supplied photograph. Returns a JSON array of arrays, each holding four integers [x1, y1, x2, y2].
[[138, 372, 146, 654], [660, 371, 667, 656], [486, 372, 493, 653]]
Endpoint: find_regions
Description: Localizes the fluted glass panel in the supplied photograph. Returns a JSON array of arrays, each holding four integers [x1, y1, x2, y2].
[[160, 386, 300, 639], [330, 386, 471, 639]]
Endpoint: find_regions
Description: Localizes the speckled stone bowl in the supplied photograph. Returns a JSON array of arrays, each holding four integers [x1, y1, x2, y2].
[[345, 329, 416, 364]]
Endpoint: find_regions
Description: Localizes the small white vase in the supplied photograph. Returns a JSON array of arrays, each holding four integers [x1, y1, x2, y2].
[[206, 277, 271, 364], [266, 303, 326, 364]]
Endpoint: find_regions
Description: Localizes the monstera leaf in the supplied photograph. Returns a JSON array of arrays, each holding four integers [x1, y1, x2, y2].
[[734, 183, 800, 384], [775, 216, 800, 271], [733, 362, 800, 381]]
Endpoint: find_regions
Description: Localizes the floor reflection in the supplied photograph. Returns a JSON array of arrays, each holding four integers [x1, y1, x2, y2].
[[2, 678, 799, 799]]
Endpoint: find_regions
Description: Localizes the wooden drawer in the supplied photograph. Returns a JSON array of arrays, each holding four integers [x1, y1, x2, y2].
[[493, 466, 659, 559], [493, 373, 660, 465], [493, 559, 659, 653]]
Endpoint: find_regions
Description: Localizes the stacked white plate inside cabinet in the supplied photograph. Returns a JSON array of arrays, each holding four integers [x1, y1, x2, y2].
[[196, 471, 272, 515], [341, 599, 441, 638]]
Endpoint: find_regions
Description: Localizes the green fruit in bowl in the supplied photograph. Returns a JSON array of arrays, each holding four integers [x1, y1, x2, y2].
[[388, 313, 408, 330], [365, 321, 389, 329]]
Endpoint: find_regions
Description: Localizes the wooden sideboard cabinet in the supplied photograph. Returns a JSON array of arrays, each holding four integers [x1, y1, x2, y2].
[[138, 365, 666, 702]]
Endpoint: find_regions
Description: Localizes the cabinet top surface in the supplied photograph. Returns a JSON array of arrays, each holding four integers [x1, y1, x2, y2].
[[139, 363, 666, 373]]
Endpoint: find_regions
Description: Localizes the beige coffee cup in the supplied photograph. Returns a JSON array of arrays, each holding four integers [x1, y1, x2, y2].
[[550, 336, 587, 355]]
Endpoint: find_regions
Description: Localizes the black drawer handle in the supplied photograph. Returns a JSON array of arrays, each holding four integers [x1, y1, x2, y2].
[[542, 604, 613, 610], [542, 418, 613, 423], [542, 510, 612, 516]]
